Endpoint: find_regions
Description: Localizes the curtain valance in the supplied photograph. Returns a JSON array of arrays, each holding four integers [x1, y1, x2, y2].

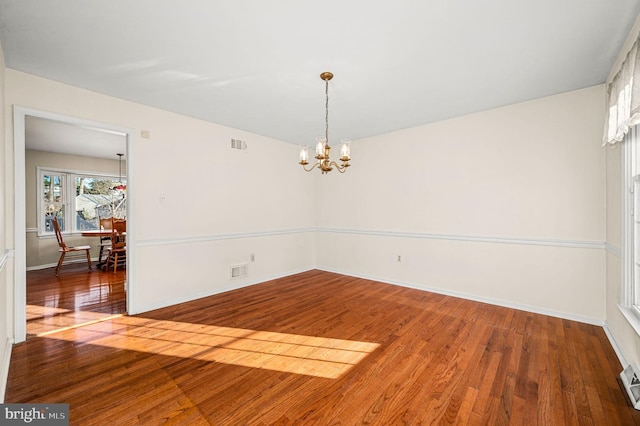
[[604, 35, 640, 145]]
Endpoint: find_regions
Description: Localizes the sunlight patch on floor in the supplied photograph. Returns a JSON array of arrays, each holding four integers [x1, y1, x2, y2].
[[47, 316, 380, 379], [27, 304, 123, 337], [26, 304, 71, 321]]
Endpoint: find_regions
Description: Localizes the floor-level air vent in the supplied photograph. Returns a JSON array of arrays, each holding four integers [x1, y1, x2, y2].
[[231, 138, 247, 151], [621, 364, 640, 410], [230, 264, 248, 279]]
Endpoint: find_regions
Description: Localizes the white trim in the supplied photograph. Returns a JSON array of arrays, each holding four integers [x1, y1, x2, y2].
[[0, 337, 14, 403], [138, 228, 604, 250], [606, 242, 622, 257], [623, 126, 635, 307], [318, 267, 605, 326], [26, 256, 102, 272], [0, 249, 13, 272], [604, 320, 630, 369], [618, 304, 640, 338], [13, 106, 27, 344], [27, 230, 101, 239], [123, 122, 135, 316], [318, 227, 605, 250], [621, 125, 640, 336], [137, 228, 316, 247], [134, 267, 313, 314]]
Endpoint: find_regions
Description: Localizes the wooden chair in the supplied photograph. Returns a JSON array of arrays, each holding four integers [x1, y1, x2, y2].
[[52, 217, 92, 276], [98, 217, 113, 266], [104, 218, 126, 272]]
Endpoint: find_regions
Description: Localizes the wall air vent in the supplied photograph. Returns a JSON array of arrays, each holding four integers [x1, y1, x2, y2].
[[621, 364, 640, 410], [230, 264, 248, 279], [231, 138, 247, 151]]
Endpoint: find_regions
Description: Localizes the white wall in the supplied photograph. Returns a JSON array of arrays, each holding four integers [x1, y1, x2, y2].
[[316, 85, 607, 323], [5, 69, 317, 316]]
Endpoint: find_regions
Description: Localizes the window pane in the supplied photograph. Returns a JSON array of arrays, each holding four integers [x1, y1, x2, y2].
[[75, 176, 126, 230], [43, 174, 65, 232], [635, 177, 640, 306], [634, 126, 640, 309]]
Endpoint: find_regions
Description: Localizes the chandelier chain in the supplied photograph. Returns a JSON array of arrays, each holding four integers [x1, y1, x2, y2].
[[325, 78, 329, 145]]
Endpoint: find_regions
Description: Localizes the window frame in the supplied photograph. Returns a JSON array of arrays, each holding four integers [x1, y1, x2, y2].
[[622, 125, 640, 334], [37, 166, 125, 237]]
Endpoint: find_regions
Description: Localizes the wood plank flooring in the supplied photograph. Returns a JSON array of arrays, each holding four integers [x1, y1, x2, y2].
[[26, 263, 126, 337], [6, 270, 640, 425]]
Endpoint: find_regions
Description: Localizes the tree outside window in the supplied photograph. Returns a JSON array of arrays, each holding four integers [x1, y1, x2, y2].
[[39, 168, 126, 235]]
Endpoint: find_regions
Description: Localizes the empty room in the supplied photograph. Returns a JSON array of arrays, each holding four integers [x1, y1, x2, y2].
[[2, 1, 640, 424]]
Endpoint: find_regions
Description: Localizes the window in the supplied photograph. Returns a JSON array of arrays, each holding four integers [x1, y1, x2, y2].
[[38, 167, 126, 236], [622, 125, 640, 331]]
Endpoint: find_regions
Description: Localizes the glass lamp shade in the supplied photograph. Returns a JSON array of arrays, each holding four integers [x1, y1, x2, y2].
[[299, 145, 309, 163], [316, 137, 326, 156], [340, 139, 351, 160]]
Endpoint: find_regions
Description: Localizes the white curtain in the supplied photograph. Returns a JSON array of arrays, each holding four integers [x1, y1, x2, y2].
[[604, 35, 640, 145]]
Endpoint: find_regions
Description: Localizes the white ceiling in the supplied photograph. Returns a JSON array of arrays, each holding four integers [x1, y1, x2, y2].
[[1, 1, 640, 146], [25, 116, 127, 160]]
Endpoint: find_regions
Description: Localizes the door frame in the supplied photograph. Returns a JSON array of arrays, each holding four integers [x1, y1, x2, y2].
[[13, 106, 135, 343]]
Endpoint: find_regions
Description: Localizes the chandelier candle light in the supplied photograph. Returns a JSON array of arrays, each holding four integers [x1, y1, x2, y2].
[[299, 72, 351, 174]]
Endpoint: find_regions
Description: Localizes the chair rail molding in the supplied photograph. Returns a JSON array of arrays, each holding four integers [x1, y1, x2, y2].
[[137, 227, 316, 247], [605, 242, 622, 257], [0, 249, 14, 272], [318, 227, 605, 250], [138, 227, 604, 251]]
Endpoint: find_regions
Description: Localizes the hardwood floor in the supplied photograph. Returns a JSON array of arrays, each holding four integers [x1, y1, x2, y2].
[[6, 270, 640, 425], [26, 263, 126, 337]]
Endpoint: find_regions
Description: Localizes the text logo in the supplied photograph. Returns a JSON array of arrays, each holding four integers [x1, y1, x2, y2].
[[1, 404, 68, 425]]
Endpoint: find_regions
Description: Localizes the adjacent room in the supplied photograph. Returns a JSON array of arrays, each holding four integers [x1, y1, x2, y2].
[[1, 1, 640, 424], [24, 116, 128, 337]]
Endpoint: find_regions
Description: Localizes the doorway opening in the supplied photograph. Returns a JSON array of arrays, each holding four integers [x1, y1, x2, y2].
[[13, 107, 134, 342]]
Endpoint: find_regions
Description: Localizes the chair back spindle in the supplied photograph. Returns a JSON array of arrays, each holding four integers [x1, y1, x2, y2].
[[104, 218, 126, 272]]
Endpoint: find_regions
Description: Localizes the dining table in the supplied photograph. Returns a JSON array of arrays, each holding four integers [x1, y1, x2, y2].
[[80, 229, 116, 237], [81, 229, 126, 269]]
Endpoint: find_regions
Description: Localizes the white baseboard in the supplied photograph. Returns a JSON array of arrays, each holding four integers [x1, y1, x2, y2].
[[26, 256, 101, 272], [0, 337, 14, 403], [603, 322, 630, 370], [320, 268, 637, 372], [318, 267, 605, 326], [131, 267, 315, 315]]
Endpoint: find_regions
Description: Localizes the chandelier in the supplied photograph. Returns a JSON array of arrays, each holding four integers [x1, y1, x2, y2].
[[299, 72, 351, 174], [112, 153, 126, 191]]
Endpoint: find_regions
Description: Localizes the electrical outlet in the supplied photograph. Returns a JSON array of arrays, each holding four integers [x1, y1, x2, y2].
[[250, 253, 255, 262], [397, 255, 402, 262]]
